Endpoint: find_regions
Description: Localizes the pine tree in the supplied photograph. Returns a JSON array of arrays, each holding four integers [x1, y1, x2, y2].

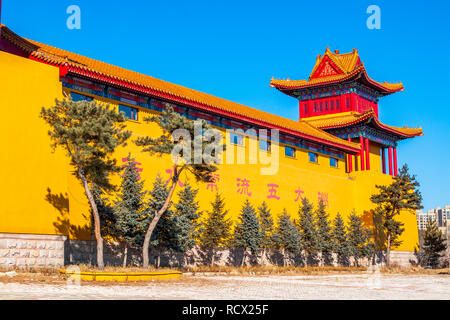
[[315, 199, 333, 265], [257, 201, 275, 263], [297, 198, 318, 266], [146, 174, 176, 267], [331, 213, 349, 266], [110, 155, 148, 267], [347, 211, 373, 267], [135, 106, 222, 268], [40, 98, 131, 269], [200, 193, 232, 266], [273, 209, 301, 266], [370, 164, 423, 267], [233, 200, 262, 266], [420, 218, 447, 268], [172, 183, 202, 265]]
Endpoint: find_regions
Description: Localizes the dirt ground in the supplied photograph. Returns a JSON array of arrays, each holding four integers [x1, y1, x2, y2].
[[0, 270, 449, 300]]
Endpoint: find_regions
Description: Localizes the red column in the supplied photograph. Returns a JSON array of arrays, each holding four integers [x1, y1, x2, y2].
[[360, 136, 365, 171], [351, 93, 358, 112], [388, 146, 393, 176], [347, 137, 353, 172], [393, 147, 398, 176], [381, 148, 386, 174], [365, 138, 370, 170]]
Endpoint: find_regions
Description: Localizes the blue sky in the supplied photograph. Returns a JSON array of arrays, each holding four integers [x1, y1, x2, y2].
[[2, 0, 449, 210]]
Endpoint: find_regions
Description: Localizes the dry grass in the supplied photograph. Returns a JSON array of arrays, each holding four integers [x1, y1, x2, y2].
[[0, 266, 59, 275], [1, 264, 447, 286], [379, 265, 450, 275], [182, 265, 368, 275]]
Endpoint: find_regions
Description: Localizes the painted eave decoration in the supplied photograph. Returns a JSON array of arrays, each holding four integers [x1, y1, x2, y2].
[[0, 25, 362, 154], [305, 110, 423, 139], [270, 47, 404, 96]]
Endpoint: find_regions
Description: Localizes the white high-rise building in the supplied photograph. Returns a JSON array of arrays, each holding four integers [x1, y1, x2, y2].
[[417, 205, 450, 235]]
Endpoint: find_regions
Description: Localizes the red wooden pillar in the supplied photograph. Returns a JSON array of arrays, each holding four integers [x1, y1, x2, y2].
[[393, 147, 398, 176], [388, 146, 393, 176], [381, 148, 386, 174], [359, 136, 365, 171], [351, 93, 358, 112], [347, 137, 353, 172], [365, 138, 370, 170]]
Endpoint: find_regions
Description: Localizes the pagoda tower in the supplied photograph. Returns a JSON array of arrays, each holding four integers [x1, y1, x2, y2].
[[270, 47, 423, 176]]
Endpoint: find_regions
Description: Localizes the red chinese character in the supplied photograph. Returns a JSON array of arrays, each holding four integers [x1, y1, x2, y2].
[[318, 192, 329, 207], [237, 178, 252, 197], [267, 184, 280, 200], [294, 187, 304, 202], [166, 165, 185, 187], [207, 174, 220, 192]]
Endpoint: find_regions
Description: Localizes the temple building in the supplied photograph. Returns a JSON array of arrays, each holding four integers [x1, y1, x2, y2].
[[0, 24, 422, 267], [270, 47, 422, 176]]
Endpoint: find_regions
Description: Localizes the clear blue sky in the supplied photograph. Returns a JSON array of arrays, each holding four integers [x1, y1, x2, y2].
[[2, 0, 449, 210]]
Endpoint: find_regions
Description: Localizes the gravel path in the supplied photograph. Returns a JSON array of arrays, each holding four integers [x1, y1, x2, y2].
[[1, 273, 449, 300]]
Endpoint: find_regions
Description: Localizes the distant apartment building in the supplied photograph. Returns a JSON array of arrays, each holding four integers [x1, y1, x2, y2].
[[417, 205, 450, 236]]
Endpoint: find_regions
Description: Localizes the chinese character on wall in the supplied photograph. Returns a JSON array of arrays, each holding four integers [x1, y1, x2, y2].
[[236, 178, 252, 197], [207, 174, 220, 192], [267, 184, 280, 200]]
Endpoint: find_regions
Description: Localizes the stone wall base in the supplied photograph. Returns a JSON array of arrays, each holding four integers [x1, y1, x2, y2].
[[389, 251, 418, 267], [0, 233, 66, 268], [0, 233, 418, 268], [65, 240, 416, 268]]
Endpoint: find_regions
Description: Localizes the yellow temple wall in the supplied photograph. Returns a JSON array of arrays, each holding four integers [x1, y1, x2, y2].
[[0, 51, 419, 252], [0, 51, 84, 236]]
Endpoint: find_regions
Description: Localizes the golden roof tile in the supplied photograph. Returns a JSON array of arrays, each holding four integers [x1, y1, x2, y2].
[[270, 48, 404, 94], [0, 25, 360, 152], [305, 111, 423, 138]]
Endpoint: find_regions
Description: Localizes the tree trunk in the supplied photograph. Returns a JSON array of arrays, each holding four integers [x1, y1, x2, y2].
[[211, 249, 215, 266], [241, 248, 246, 267], [304, 251, 308, 268], [262, 248, 267, 266], [386, 233, 391, 268], [78, 168, 104, 269], [123, 244, 128, 268], [142, 178, 178, 268]]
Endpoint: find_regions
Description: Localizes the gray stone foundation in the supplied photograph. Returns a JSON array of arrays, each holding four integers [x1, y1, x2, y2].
[[0, 233, 419, 268], [389, 251, 418, 266], [0, 233, 66, 268]]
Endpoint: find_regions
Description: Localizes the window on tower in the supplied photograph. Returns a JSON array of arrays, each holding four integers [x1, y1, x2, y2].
[[336, 99, 340, 110], [320, 102, 323, 112], [314, 102, 318, 113]]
